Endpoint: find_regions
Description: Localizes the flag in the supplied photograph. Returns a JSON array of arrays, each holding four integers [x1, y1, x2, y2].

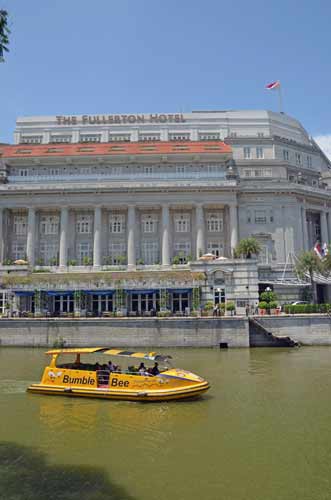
[[322, 242, 329, 257], [314, 242, 323, 259], [265, 81, 280, 90]]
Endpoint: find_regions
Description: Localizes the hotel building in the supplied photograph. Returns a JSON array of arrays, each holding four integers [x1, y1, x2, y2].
[[0, 110, 330, 316]]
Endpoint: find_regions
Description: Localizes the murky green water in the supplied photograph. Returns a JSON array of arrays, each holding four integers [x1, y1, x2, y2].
[[1, 346, 331, 500]]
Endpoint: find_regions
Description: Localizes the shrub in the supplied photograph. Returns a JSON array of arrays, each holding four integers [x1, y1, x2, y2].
[[204, 301, 214, 311], [269, 301, 278, 309], [258, 301, 267, 310], [226, 302, 236, 311]]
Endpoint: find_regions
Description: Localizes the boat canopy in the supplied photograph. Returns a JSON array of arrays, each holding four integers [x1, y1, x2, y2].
[[102, 349, 172, 362], [45, 347, 172, 362], [46, 347, 106, 355]]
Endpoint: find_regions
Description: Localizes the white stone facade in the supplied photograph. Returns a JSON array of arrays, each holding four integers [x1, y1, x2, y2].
[[0, 109, 330, 314]]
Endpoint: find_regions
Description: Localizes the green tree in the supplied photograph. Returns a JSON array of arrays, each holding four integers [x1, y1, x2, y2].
[[295, 251, 324, 304], [234, 237, 261, 259], [0, 10, 10, 62]]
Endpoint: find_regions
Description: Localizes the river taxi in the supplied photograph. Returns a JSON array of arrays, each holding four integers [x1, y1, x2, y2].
[[27, 347, 210, 402]]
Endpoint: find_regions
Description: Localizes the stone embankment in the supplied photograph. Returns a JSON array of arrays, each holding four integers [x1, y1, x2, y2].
[[0, 315, 331, 348]]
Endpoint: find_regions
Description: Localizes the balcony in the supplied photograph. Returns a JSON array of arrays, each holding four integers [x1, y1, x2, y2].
[[8, 170, 229, 184]]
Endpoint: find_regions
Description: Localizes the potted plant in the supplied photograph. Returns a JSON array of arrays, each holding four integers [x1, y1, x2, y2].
[[82, 256, 92, 266], [226, 302, 236, 316], [203, 301, 214, 316], [269, 301, 278, 315], [258, 301, 267, 315]]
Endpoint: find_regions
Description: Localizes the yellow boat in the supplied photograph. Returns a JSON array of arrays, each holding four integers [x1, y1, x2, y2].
[[27, 347, 210, 402]]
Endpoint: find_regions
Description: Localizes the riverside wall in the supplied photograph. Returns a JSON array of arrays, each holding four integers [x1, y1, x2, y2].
[[257, 315, 331, 346], [1, 315, 331, 348], [0, 317, 249, 348]]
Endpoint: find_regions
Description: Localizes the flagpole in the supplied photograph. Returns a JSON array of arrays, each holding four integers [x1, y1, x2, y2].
[[278, 84, 283, 113]]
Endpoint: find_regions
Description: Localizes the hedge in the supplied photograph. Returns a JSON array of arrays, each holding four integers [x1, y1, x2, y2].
[[283, 304, 331, 314]]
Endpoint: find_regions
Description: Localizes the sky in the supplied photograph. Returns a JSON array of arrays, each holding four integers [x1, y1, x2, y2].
[[1, 0, 331, 157]]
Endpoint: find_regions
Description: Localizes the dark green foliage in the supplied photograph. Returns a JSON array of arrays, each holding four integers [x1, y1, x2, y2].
[[0, 10, 10, 60]]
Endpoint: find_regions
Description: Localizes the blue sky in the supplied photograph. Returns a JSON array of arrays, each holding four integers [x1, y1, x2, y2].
[[1, 0, 331, 156]]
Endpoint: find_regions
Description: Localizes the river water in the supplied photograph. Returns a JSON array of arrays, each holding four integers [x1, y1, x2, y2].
[[1, 346, 331, 500]]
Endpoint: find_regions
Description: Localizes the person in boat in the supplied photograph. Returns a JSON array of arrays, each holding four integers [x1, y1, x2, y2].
[[108, 360, 116, 372], [138, 362, 148, 375], [151, 362, 160, 376]]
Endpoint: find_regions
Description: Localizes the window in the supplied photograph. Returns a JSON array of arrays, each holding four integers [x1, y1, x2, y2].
[[243, 170, 252, 177], [207, 213, 223, 232], [50, 135, 72, 143], [243, 168, 272, 177], [39, 241, 58, 264], [78, 167, 92, 175], [257, 132, 264, 137], [111, 166, 122, 176], [258, 246, 269, 264], [176, 165, 186, 174], [283, 149, 289, 161], [198, 133, 220, 141], [109, 242, 126, 265], [141, 214, 158, 233], [175, 214, 190, 232], [143, 166, 154, 175], [13, 215, 27, 235], [247, 210, 251, 223], [19, 169, 28, 177], [207, 164, 221, 173], [174, 241, 191, 263], [40, 215, 59, 235], [139, 134, 160, 142], [80, 134, 101, 143], [109, 134, 131, 142], [21, 136, 42, 144], [256, 147, 264, 159], [76, 215, 92, 234], [307, 155, 312, 168], [254, 210, 267, 224], [229, 132, 237, 138], [78, 242, 92, 263], [109, 214, 125, 233], [169, 133, 190, 141], [141, 240, 159, 264], [243, 147, 251, 159], [12, 242, 26, 260], [207, 241, 224, 257], [50, 168, 60, 176], [295, 152, 302, 165]]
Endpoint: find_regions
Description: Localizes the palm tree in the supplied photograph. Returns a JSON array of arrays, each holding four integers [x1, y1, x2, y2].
[[295, 251, 324, 304], [0, 10, 10, 62], [234, 237, 261, 259]]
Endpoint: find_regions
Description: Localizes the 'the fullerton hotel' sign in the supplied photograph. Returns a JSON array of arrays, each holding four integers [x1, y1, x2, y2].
[[56, 113, 186, 125]]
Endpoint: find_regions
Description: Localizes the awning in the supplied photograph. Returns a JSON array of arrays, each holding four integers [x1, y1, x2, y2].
[[13, 290, 34, 297], [45, 290, 74, 297], [125, 289, 158, 295], [84, 290, 114, 296], [167, 288, 192, 294]]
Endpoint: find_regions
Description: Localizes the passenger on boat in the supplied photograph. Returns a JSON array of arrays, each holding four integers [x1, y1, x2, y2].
[[108, 360, 116, 372], [138, 362, 147, 375], [151, 362, 160, 376]]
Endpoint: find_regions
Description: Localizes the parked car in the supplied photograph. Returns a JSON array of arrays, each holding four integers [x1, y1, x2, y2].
[[291, 301, 308, 305]]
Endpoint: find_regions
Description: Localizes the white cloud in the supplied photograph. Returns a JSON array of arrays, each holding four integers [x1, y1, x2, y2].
[[314, 135, 331, 161]]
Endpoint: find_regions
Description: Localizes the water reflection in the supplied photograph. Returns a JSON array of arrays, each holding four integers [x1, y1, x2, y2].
[[0, 441, 135, 500]]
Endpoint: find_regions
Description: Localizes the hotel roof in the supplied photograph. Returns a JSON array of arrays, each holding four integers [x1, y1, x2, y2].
[[0, 141, 232, 159]]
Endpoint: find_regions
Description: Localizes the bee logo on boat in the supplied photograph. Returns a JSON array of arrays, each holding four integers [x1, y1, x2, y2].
[[48, 370, 63, 381]]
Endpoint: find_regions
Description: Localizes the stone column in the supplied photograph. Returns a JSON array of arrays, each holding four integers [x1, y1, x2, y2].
[[229, 204, 239, 257], [127, 205, 136, 267], [26, 208, 36, 266], [195, 204, 205, 259], [93, 206, 102, 267], [328, 211, 331, 244], [302, 206, 309, 251], [0, 208, 4, 264], [161, 205, 170, 266], [59, 207, 69, 267], [320, 210, 328, 244]]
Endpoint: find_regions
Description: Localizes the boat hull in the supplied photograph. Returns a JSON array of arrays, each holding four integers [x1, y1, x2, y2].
[[27, 381, 210, 402]]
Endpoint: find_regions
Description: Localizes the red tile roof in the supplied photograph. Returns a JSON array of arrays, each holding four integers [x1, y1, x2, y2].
[[0, 141, 232, 159]]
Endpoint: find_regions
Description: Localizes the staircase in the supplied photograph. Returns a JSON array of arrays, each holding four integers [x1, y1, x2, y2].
[[249, 317, 299, 347]]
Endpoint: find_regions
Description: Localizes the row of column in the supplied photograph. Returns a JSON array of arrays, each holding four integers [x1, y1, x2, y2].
[[0, 204, 239, 267], [301, 205, 331, 251]]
